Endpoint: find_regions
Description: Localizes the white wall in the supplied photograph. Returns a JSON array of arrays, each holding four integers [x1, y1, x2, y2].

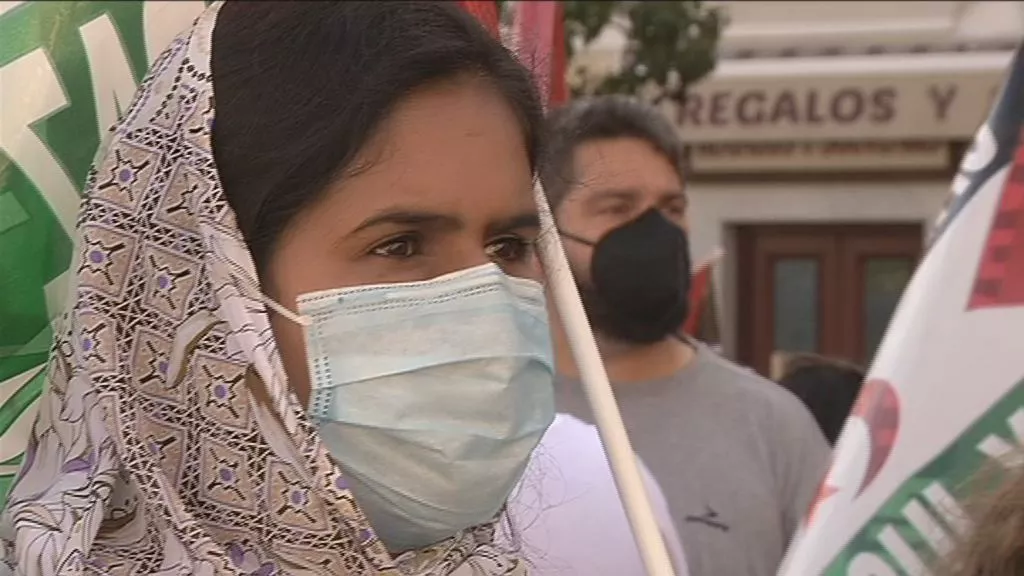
[[711, 0, 1024, 54], [687, 180, 950, 358]]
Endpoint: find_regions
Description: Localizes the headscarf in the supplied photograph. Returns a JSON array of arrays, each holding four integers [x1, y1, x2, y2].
[[0, 4, 526, 575]]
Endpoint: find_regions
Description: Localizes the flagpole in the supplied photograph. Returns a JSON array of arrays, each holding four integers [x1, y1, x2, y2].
[[695, 246, 725, 270], [513, 3, 676, 575], [683, 247, 724, 338], [532, 187, 678, 576]]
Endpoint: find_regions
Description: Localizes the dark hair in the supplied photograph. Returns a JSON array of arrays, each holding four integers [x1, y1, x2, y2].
[[540, 95, 687, 208], [777, 355, 865, 446], [212, 1, 543, 271]]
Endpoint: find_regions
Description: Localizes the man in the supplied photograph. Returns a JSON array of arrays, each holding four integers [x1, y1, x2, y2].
[[541, 95, 830, 576]]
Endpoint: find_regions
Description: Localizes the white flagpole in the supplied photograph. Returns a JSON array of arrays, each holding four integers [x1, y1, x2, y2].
[[513, 3, 676, 572], [532, 182, 677, 576]]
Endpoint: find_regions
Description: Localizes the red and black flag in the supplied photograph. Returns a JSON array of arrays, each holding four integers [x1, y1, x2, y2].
[[457, 1, 501, 39]]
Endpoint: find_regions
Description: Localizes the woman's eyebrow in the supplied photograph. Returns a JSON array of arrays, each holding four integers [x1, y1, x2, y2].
[[349, 209, 462, 235], [485, 212, 541, 236]]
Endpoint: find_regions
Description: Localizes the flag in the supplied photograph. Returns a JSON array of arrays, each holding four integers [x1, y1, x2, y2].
[[549, 3, 568, 106], [0, 0, 208, 508], [512, 1, 568, 108], [779, 45, 1024, 576], [457, 0, 501, 39], [683, 249, 723, 346]]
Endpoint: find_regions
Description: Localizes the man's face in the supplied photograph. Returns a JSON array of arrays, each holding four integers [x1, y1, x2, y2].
[[555, 136, 688, 286]]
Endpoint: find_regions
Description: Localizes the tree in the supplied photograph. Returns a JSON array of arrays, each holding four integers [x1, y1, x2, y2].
[[499, 1, 725, 105]]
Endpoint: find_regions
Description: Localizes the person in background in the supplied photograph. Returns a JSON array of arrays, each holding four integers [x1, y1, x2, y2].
[[938, 459, 1024, 575], [2, 3, 555, 574], [504, 413, 690, 576], [775, 352, 866, 446], [541, 95, 830, 576]]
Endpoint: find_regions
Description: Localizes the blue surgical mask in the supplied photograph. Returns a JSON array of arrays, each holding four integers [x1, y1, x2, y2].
[[273, 263, 555, 552]]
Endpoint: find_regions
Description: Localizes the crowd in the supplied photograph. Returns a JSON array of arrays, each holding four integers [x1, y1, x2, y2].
[[0, 3, 1019, 576]]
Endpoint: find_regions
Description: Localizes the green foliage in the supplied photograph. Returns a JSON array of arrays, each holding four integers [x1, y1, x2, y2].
[[568, 1, 724, 103], [498, 1, 724, 104]]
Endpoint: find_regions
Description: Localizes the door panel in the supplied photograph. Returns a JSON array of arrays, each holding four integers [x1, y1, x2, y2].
[[861, 257, 915, 361], [737, 224, 922, 376], [837, 231, 922, 364], [772, 257, 820, 354]]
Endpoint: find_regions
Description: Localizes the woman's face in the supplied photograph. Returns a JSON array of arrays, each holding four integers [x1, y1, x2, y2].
[[265, 76, 540, 406]]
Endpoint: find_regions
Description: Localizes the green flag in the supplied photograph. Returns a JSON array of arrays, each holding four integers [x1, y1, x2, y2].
[[0, 0, 207, 508]]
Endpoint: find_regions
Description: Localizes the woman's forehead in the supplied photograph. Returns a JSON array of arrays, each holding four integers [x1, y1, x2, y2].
[[310, 77, 536, 231]]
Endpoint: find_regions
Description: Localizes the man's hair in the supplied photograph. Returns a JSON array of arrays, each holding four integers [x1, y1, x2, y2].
[[540, 95, 687, 208]]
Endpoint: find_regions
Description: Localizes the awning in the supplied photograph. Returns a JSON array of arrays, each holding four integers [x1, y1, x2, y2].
[[712, 50, 1014, 79]]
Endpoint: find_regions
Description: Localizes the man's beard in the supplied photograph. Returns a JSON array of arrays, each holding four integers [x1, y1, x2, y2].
[[575, 279, 682, 345]]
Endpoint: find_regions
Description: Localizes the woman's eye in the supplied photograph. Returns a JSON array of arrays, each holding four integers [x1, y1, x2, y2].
[[370, 235, 421, 258], [485, 236, 533, 262]]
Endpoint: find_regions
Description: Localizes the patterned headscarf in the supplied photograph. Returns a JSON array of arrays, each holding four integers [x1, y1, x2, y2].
[[0, 4, 526, 575]]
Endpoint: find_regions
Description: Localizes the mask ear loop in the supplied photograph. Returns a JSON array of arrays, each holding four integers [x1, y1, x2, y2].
[[261, 294, 312, 327]]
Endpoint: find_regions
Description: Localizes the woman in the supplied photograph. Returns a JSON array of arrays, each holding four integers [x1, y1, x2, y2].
[[0, 2, 554, 574], [939, 463, 1024, 575]]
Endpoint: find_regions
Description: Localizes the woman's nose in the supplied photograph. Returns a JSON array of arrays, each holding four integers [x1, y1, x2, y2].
[[430, 241, 494, 278]]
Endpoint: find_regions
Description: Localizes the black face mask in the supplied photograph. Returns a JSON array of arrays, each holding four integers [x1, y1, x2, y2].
[[562, 209, 692, 344]]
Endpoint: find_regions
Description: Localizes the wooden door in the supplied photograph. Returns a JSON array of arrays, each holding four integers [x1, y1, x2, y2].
[[737, 224, 923, 376]]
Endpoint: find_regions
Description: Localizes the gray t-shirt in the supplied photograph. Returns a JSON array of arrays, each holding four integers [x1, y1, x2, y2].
[[556, 344, 830, 576]]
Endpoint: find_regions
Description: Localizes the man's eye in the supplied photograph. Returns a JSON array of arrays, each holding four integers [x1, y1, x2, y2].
[[485, 236, 533, 262], [600, 203, 632, 216], [665, 205, 686, 219], [370, 235, 421, 258]]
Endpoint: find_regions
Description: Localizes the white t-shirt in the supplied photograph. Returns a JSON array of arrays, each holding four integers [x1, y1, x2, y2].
[[501, 414, 689, 576]]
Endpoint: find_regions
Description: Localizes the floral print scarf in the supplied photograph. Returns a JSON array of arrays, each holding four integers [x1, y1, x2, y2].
[[0, 4, 526, 575]]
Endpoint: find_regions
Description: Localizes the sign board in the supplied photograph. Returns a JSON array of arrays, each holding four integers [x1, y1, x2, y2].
[[689, 141, 950, 174], [672, 68, 1005, 144]]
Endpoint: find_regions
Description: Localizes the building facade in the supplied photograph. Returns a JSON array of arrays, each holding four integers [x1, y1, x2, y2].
[[574, 1, 1023, 375]]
